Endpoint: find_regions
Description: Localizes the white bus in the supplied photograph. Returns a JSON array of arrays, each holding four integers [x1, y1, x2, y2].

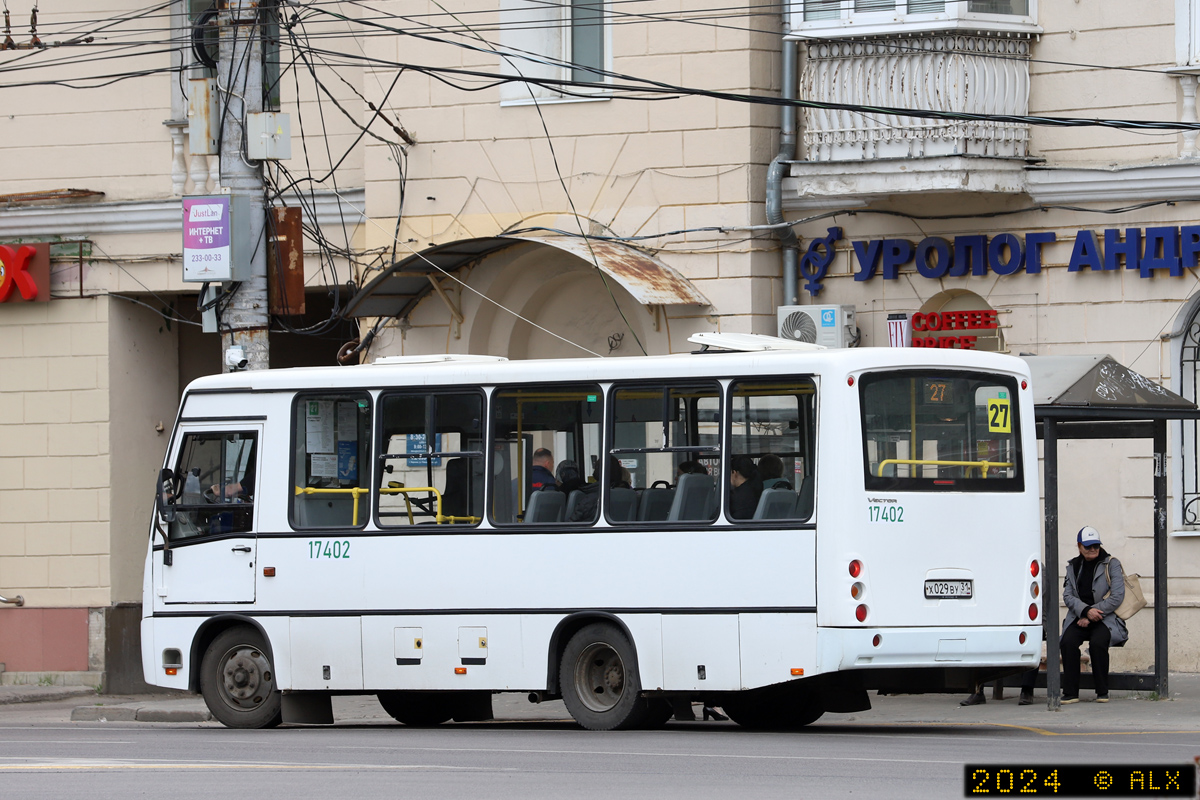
[[142, 334, 1041, 730]]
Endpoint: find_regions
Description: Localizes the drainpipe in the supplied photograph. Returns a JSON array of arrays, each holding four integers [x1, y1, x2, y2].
[[767, 26, 800, 306]]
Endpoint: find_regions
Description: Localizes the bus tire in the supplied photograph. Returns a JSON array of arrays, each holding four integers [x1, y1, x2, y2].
[[560, 622, 651, 731], [376, 691, 454, 726], [640, 698, 675, 729], [723, 685, 824, 730], [199, 625, 283, 729]]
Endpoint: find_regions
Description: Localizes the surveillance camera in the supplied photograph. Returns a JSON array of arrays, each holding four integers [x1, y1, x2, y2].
[[225, 346, 248, 371]]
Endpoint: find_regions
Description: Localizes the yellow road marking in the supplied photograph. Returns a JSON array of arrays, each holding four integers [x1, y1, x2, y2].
[[869, 721, 1200, 737]]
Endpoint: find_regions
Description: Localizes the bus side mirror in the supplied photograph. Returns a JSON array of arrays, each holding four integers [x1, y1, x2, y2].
[[156, 468, 177, 523]]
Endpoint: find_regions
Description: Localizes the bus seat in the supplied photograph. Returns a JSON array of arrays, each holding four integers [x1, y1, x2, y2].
[[608, 487, 638, 521], [564, 489, 596, 522], [441, 458, 470, 519], [753, 487, 797, 520], [795, 477, 814, 520], [296, 493, 356, 527], [525, 489, 565, 523], [667, 473, 715, 522], [638, 487, 675, 521]]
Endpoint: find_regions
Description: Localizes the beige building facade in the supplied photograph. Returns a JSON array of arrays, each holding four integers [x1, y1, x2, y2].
[[5, 1, 1200, 689]]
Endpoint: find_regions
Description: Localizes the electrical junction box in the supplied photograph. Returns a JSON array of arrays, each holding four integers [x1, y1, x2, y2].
[[247, 112, 291, 160], [188, 77, 219, 156], [777, 305, 858, 348]]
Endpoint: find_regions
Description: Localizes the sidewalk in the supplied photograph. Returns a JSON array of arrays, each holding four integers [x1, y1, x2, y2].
[[0, 675, 1197, 729]]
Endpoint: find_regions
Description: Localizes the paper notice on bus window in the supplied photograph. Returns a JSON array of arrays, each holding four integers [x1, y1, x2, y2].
[[310, 453, 337, 478], [337, 402, 357, 441], [306, 400, 335, 453]]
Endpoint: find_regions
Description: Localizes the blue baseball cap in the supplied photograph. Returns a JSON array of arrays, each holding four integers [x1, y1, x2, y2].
[[1077, 526, 1102, 548]]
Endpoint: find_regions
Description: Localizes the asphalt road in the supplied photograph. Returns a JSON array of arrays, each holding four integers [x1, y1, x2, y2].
[[2, 691, 1199, 800]]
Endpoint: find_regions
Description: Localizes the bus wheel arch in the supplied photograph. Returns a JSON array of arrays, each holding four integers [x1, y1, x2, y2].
[[194, 618, 283, 729], [546, 612, 641, 698], [188, 614, 275, 694], [557, 619, 654, 731]]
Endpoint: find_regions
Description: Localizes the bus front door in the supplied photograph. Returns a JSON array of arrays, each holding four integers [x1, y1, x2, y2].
[[154, 423, 261, 605]]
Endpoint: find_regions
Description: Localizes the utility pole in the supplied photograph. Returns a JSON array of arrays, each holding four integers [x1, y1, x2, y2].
[[218, 0, 268, 371]]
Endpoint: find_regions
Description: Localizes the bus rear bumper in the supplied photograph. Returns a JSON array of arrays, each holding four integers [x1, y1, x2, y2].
[[819, 625, 1041, 672]]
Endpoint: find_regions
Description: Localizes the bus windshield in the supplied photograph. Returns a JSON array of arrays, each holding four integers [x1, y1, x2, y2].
[[860, 370, 1022, 492]]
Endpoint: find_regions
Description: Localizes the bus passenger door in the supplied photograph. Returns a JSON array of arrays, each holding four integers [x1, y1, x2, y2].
[[154, 423, 261, 605]]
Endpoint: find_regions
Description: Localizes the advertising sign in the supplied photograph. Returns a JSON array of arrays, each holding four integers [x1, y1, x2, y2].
[[183, 195, 232, 282], [0, 243, 50, 304], [886, 312, 910, 347]]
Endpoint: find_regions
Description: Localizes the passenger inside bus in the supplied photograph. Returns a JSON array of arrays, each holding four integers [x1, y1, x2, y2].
[[758, 454, 791, 490], [729, 455, 764, 519]]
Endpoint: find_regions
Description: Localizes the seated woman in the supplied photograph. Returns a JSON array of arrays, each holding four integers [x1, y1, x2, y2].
[[729, 455, 764, 520]]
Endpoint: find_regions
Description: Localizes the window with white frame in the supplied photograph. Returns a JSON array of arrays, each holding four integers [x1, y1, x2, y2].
[[1176, 0, 1200, 66], [793, 0, 1036, 37], [498, 0, 609, 105]]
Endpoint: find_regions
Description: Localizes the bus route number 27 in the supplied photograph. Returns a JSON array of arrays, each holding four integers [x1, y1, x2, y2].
[[868, 505, 904, 523], [309, 540, 350, 559]]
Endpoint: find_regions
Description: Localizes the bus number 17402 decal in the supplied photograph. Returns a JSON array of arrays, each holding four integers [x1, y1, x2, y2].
[[309, 540, 350, 559], [868, 505, 903, 523]]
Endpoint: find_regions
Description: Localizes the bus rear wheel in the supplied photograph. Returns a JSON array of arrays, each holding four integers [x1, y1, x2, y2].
[[560, 622, 652, 731], [199, 625, 283, 729], [723, 684, 824, 730], [376, 692, 454, 726]]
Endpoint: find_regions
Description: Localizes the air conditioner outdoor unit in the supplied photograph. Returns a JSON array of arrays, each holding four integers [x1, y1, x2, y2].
[[777, 305, 858, 348]]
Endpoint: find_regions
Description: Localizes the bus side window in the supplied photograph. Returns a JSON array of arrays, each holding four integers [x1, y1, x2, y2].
[[376, 391, 484, 528], [168, 430, 257, 540], [610, 383, 721, 524], [728, 379, 817, 522], [291, 393, 372, 529], [489, 384, 603, 525]]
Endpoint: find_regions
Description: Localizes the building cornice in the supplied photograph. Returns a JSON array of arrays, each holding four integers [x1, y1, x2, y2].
[[782, 155, 1030, 210], [1025, 161, 1200, 205], [0, 188, 365, 239]]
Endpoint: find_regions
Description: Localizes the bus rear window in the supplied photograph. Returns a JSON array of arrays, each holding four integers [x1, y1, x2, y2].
[[860, 371, 1022, 492]]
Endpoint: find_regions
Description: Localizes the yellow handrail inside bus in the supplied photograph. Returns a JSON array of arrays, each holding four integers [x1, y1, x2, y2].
[[294, 485, 480, 526], [876, 458, 1014, 478]]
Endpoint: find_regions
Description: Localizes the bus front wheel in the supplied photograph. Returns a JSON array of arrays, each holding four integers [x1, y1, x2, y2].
[[560, 622, 652, 731], [199, 625, 283, 729]]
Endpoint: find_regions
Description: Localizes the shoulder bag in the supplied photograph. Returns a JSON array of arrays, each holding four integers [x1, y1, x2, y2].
[[1104, 560, 1147, 620]]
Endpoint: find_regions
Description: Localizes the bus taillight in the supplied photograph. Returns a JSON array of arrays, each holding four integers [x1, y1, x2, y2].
[[1019, 631, 1027, 645], [1028, 603, 1038, 620], [850, 582, 864, 599], [855, 604, 868, 622], [1030, 581, 1039, 599], [849, 560, 863, 578], [1030, 560, 1040, 577]]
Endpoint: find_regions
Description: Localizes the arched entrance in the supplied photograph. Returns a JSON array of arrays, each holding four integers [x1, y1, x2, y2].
[[913, 289, 1005, 352], [345, 233, 711, 361]]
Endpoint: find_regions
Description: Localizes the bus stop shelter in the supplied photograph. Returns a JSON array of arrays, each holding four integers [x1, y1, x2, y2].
[[1022, 354, 1200, 710]]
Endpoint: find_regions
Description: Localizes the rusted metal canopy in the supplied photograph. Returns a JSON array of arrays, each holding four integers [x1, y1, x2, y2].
[[344, 235, 709, 319], [1023, 354, 1197, 419]]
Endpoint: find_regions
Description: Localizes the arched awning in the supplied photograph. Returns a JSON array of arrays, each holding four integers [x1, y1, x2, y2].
[[344, 234, 710, 319]]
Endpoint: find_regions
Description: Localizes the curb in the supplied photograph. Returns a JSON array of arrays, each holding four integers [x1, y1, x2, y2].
[[0, 686, 99, 705], [71, 704, 212, 722]]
